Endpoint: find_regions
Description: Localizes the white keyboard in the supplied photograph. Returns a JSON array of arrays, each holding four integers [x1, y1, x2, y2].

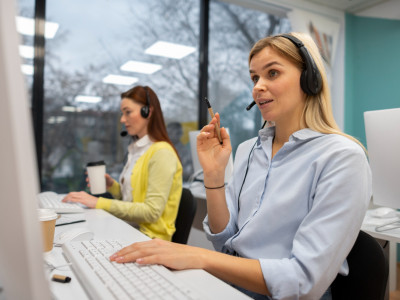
[[38, 191, 85, 213], [62, 240, 201, 300]]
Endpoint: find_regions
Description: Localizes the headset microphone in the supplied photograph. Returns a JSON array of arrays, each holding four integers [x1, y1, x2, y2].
[[246, 101, 256, 111], [120, 131, 128, 137]]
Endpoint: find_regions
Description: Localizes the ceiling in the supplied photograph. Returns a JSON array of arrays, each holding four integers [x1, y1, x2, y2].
[[304, 0, 387, 12], [304, 0, 400, 19]]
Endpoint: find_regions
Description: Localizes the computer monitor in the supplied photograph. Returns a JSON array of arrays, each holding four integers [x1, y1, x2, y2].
[[189, 129, 234, 184], [0, 0, 51, 299], [364, 108, 400, 208]]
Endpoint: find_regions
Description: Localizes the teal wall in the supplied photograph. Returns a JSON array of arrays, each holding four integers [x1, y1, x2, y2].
[[345, 13, 400, 147]]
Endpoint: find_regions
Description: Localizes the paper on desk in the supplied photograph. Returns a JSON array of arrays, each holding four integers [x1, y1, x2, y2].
[[363, 214, 399, 226], [56, 214, 86, 226]]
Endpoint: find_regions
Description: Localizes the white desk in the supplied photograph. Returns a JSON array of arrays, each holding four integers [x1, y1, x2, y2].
[[46, 209, 250, 299]]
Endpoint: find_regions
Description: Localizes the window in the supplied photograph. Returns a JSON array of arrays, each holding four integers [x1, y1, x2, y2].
[[209, 0, 290, 156], [16, 0, 36, 98], [43, 0, 199, 191]]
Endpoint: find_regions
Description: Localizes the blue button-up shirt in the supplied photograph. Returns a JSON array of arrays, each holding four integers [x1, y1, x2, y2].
[[204, 127, 372, 300]]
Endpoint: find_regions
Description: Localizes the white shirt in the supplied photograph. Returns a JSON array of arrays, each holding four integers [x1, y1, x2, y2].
[[119, 135, 153, 202], [203, 127, 372, 299]]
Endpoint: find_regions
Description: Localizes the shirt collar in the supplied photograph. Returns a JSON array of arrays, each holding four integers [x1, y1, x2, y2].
[[259, 126, 325, 142], [135, 134, 152, 148], [128, 134, 152, 152]]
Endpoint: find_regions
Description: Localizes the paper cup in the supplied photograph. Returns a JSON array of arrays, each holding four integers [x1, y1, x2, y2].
[[38, 209, 58, 252], [87, 161, 106, 195]]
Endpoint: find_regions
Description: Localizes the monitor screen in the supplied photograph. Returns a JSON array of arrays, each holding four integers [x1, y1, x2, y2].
[[0, 0, 51, 298], [364, 108, 400, 209]]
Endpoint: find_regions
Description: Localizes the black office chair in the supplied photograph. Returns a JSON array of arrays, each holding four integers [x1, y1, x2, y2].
[[172, 188, 197, 244], [331, 230, 389, 300]]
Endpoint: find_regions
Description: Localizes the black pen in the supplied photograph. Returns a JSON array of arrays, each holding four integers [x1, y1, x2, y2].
[[204, 97, 223, 144]]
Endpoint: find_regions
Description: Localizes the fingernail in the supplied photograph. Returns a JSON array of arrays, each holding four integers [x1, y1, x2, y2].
[[136, 258, 143, 264], [115, 256, 124, 262]]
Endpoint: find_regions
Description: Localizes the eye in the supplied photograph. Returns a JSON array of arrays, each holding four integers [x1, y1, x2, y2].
[[251, 75, 259, 85], [268, 69, 279, 78]]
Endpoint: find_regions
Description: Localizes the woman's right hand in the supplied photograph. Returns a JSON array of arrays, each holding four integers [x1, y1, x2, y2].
[[197, 113, 232, 182]]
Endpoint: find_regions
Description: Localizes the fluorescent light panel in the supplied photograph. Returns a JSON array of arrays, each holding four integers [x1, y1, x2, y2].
[[19, 45, 34, 59], [62, 106, 82, 112], [48, 116, 66, 124], [16, 16, 59, 39], [21, 64, 34, 75], [75, 95, 102, 103], [145, 41, 196, 59], [120, 60, 162, 74], [102, 74, 138, 86]]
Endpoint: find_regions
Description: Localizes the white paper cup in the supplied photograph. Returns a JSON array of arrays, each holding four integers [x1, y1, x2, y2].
[[38, 209, 58, 252], [87, 161, 106, 195]]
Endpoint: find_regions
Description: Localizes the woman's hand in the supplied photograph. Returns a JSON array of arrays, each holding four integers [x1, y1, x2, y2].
[[105, 174, 115, 189], [86, 173, 115, 190], [110, 239, 207, 270], [197, 113, 232, 181], [62, 191, 98, 208]]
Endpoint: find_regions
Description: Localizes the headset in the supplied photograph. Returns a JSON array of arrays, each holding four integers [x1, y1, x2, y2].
[[237, 121, 267, 212], [140, 86, 150, 118], [246, 34, 323, 111], [279, 34, 322, 95]]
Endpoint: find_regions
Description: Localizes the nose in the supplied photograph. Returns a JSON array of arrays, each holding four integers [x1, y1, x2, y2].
[[120, 114, 125, 123], [253, 77, 267, 92], [253, 78, 267, 99]]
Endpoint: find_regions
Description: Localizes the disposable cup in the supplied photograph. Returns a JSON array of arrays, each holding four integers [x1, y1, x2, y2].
[[87, 161, 106, 195], [38, 209, 58, 252]]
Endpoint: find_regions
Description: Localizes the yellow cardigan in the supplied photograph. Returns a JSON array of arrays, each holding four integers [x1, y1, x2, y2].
[[96, 141, 182, 241]]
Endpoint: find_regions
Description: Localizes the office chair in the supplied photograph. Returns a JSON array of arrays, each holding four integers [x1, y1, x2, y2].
[[331, 230, 389, 300], [172, 188, 197, 244]]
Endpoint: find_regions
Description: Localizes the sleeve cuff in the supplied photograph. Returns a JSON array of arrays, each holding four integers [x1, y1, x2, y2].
[[203, 215, 236, 252], [259, 258, 299, 299], [96, 197, 112, 210]]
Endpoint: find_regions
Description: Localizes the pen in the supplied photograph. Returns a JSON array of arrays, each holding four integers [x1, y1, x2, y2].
[[204, 97, 223, 144]]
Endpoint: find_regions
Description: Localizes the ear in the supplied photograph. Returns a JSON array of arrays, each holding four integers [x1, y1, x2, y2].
[[147, 106, 154, 118]]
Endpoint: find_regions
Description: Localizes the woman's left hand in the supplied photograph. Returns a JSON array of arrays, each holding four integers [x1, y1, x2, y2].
[[110, 239, 207, 270], [62, 191, 98, 208]]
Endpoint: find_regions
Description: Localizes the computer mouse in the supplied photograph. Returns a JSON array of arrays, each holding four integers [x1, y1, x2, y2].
[[54, 227, 94, 245], [370, 207, 398, 219]]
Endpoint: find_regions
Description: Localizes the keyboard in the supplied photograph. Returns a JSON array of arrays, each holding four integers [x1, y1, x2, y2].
[[38, 191, 85, 213], [62, 240, 201, 300]]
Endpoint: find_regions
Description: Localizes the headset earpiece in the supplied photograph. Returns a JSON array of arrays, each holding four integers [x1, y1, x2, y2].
[[279, 34, 322, 95], [140, 87, 150, 118]]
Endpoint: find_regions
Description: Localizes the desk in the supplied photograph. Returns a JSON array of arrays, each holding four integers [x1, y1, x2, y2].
[[362, 209, 399, 293], [46, 209, 250, 299]]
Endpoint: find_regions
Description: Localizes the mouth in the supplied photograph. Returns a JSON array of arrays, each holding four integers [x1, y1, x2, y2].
[[258, 99, 273, 106]]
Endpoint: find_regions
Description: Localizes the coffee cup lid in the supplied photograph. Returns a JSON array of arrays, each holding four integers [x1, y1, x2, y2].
[[87, 160, 105, 167], [38, 208, 58, 221]]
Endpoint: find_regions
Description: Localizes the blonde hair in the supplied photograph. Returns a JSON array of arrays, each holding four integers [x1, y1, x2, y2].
[[249, 32, 366, 152]]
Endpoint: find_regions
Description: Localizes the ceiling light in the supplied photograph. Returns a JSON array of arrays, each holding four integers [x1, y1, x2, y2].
[[47, 116, 66, 124], [145, 41, 196, 59], [21, 64, 34, 75], [19, 45, 34, 59], [102, 74, 138, 85], [120, 60, 162, 74], [15, 16, 59, 39], [62, 106, 82, 112], [75, 95, 102, 103]]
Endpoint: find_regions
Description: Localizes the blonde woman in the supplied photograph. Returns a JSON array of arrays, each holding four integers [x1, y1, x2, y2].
[[110, 34, 371, 300]]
